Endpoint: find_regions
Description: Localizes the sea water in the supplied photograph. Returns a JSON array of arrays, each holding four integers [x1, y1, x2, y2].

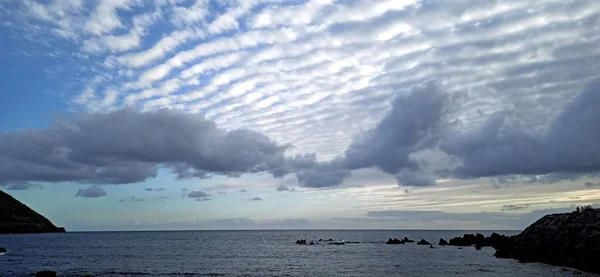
[[0, 230, 592, 276]]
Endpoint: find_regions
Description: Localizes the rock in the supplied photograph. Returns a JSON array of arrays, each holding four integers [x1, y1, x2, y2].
[[448, 232, 511, 248], [35, 271, 57, 277], [475, 243, 482, 250], [438, 238, 449, 246], [494, 208, 600, 274], [1, 190, 66, 234], [309, 241, 315, 245], [402, 237, 415, 243], [429, 245, 435, 249], [417, 239, 432, 245], [386, 238, 405, 245], [295, 239, 307, 245], [0, 247, 6, 253], [328, 241, 345, 245]]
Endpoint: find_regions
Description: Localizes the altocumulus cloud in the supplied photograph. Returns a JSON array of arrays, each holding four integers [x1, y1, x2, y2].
[[75, 185, 107, 198]]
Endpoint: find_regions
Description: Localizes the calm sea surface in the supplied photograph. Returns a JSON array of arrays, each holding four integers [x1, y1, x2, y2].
[[0, 230, 592, 277]]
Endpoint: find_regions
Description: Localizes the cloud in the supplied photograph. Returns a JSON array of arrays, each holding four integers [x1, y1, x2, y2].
[[187, 190, 211, 201], [501, 204, 530, 211], [75, 185, 107, 198], [155, 187, 165, 191], [145, 188, 153, 191], [6, 182, 33, 190], [239, 189, 247, 192], [0, 109, 289, 186], [275, 184, 295, 192], [247, 197, 263, 201], [585, 182, 600, 188], [442, 80, 600, 180]]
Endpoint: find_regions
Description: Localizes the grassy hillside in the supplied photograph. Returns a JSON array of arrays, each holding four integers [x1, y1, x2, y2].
[[0, 190, 65, 234]]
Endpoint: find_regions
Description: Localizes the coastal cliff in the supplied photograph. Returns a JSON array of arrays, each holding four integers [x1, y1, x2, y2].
[[0, 190, 66, 234], [494, 207, 600, 273]]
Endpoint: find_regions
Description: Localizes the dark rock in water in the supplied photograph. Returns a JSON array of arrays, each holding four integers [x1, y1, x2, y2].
[[438, 238, 449, 246], [328, 241, 345, 245], [35, 271, 57, 277], [475, 243, 482, 250], [345, 241, 360, 244], [448, 232, 511, 248], [0, 190, 66, 234], [458, 247, 463, 249], [295, 239, 307, 245], [417, 239, 432, 245], [309, 241, 315, 245], [386, 238, 405, 245], [402, 237, 415, 243], [429, 245, 435, 249], [0, 247, 6, 253], [494, 208, 600, 274]]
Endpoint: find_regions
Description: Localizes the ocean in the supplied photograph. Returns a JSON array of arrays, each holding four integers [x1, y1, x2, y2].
[[0, 230, 592, 277]]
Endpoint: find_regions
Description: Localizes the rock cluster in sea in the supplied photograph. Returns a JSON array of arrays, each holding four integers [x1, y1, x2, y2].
[[385, 237, 415, 244], [494, 207, 600, 274], [0, 247, 6, 253]]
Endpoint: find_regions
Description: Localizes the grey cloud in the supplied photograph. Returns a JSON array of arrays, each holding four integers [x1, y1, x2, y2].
[[585, 182, 600, 188], [501, 204, 530, 211], [75, 185, 107, 198], [187, 190, 211, 201], [395, 170, 436, 187], [443, 80, 600, 180], [0, 109, 289, 186], [145, 188, 153, 191], [239, 188, 247, 192], [217, 191, 226, 194], [275, 184, 295, 192], [343, 81, 448, 174], [6, 182, 33, 190], [247, 197, 262, 201], [290, 82, 448, 188], [155, 187, 165, 191]]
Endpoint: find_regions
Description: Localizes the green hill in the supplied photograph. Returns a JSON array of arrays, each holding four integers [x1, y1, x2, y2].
[[0, 190, 65, 234]]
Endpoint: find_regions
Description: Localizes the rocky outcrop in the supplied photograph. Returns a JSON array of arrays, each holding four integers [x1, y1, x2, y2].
[[402, 237, 415, 243], [295, 239, 307, 245], [417, 239, 432, 245], [438, 238, 449, 246], [386, 238, 405, 244], [494, 208, 600, 274], [0, 190, 66, 234], [448, 233, 511, 248]]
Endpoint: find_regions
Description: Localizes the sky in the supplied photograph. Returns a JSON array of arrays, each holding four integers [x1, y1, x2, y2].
[[1, 0, 600, 231]]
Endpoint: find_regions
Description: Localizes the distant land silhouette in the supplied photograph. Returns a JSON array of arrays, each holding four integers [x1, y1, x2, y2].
[[0, 190, 65, 234]]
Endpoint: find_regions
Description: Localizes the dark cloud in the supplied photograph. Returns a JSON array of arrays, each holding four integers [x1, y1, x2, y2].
[[0, 108, 289, 186], [6, 182, 33, 190], [395, 170, 436, 187], [181, 188, 188, 191], [155, 187, 165, 191], [343, 82, 447, 175], [145, 188, 153, 191], [275, 185, 295, 192], [187, 190, 211, 201], [442, 80, 600, 180], [585, 182, 600, 187], [247, 197, 263, 201], [501, 204, 530, 211], [75, 185, 107, 198], [239, 189, 247, 192]]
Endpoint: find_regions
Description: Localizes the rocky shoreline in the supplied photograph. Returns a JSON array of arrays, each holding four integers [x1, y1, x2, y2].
[[493, 207, 600, 274]]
